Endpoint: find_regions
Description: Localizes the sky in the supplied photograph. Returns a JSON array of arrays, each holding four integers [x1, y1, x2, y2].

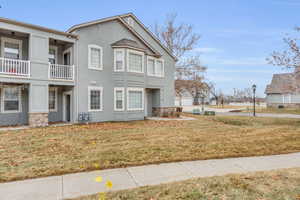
[[0, 0, 299, 97]]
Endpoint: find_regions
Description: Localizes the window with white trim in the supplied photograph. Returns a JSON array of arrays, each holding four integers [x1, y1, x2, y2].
[[147, 56, 164, 77], [127, 50, 144, 73], [88, 86, 103, 111], [1, 37, 22, 59], [114, 87, 125, 111], [125, 17, 134, 27], [156, 59, 164, 77], [147, 57, 155, 76], [114, 49, 125, 72], [49, 46, 58, 64], [127, 88, 144, 111], [49, 87, 57, 112], [1, 87, 21, 113], [88, 45, 103, 70]]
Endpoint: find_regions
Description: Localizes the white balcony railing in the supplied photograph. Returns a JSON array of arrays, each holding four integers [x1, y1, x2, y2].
[[0, 57, 30, 77], [49, 63, 75, 81]]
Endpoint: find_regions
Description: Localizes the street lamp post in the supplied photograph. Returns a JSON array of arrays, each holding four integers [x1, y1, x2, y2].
[[252, 84, 257, 117]]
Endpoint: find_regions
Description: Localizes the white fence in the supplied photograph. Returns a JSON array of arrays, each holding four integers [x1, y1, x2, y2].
[[0, 57, 30, 77], [49, 64, 74, 81]]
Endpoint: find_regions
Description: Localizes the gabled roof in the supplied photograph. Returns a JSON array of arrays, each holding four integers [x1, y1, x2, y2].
[[67, 13, 177, 61], [265, 73, 297, 94], [0, 17, 77, 39], [111, 38, 146, 51]]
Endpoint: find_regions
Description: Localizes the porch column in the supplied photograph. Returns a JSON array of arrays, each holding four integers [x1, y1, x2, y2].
[[28, 82, 49, 127]]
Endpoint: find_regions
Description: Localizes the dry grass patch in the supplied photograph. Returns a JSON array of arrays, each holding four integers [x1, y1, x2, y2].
[[244, 107, 300, 115], [1, 115, 300, 183], [72, 168, 300, 200]]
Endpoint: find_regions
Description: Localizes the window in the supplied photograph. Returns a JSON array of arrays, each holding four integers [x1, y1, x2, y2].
[[1, 37, 22, 59], [125, 17, 134, 27], [156, 59, 164, 77], [127, 88, 144, 111], [49, 46, 58, 64], [88, 45, 103, 70], [147, 57, 164, 77], [147, 57, 155, 76], [114, 49, 125, 72], [127, 50, 144, 73], [49, 87, 57, 112], [88, 86, 103, 112], [114, 87, 125, 111], [1, 87, 21, 113]]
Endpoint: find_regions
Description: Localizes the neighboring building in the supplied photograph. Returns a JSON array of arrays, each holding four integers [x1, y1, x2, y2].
[[265, 69, 300, 108], [175, 89, 210, 106], [0, 13, 177, 127]]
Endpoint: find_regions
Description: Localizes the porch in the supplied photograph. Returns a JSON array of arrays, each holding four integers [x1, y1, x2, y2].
[[0, 82, 74, 127], [0, 28, 75, 81]]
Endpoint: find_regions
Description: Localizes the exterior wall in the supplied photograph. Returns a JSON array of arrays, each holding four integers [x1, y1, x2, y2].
[[267, 93, 300, 108], [0, 87, 28, 126], [48, 87, 63, 123], [73, 20, 175, 122]]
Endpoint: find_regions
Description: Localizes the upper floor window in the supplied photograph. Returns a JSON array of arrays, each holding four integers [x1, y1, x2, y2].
[[147, 56, 164, 77], [127, 50, 144, 73], [88, 86, 103, 112], [1, 87, 21, 113], [1, 37, 22, 59], [49, 46, 58, 64], [88, 44, 103, 70], [49, 87, 58, 112], [114, 49, 125, 72]]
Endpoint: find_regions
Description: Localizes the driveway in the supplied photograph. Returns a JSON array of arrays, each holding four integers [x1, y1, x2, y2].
[[182, 106, 300, 119]]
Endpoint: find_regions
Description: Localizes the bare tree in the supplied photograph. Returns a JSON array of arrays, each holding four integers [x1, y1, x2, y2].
[[154, 13, 207, 103], [267, 28, 300, 69], [207, 82, 223, 105]]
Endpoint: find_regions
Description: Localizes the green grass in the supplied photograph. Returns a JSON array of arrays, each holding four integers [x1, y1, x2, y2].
[[1, 115, 300, 183], [71, 168, 300, 200]]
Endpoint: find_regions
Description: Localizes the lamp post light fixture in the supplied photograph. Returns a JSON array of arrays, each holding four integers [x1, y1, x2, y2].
[[252, 84, 257, 117]]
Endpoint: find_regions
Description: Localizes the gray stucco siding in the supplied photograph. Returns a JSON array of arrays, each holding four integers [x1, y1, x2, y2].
[[48, 87, 63, 123], [74, 20, 173, 123]]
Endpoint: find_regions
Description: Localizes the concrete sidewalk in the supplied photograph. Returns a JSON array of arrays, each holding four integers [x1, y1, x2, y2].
[[1, 153, 300, 200]]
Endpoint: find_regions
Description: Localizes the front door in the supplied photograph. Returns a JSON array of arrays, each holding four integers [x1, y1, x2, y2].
[[63, 91, 72, 122], [66, 95, 71, 122], [63, 48, 72, 65]]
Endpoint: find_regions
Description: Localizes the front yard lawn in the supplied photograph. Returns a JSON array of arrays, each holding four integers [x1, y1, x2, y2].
[[1, 115, 300, 182], [244, 107, 300, 115], [73, 168, 300, 200]]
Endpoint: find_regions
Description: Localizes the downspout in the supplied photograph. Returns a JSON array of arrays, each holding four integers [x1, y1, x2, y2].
[[76, 38, 79, 123]]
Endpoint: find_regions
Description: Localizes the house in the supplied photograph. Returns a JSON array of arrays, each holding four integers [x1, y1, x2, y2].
[[0, 13, 177, 127], [265, 68, 300, 108]]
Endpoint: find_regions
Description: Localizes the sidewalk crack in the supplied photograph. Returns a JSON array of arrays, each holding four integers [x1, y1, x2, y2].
[[125, 168, 140, 187]]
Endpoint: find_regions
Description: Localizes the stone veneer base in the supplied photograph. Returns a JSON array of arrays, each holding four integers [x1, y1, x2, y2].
[[28, 113, 49, 127]]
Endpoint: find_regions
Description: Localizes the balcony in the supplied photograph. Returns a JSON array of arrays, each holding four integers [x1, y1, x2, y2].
[[49, 63, 75, 81], [0, 57, 30, 77]]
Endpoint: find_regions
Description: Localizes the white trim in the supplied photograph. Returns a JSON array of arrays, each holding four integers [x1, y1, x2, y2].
[[126, 17, 134, 27], [156, 58, 165, 77], [88, 44, 103, 70], [49, 87, 58, 112], [114, 87, 125, 111], [127, 49, 144, 73], [63, 91, 73, 122], [113, 49, 125, 72], [1, 86, 22, 113], [147, 56, 164, 77], [127, 87, 144, 111], [88, 86, 103, 112], [49, 45, 58, 64], [1, 37, 23, 59]]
